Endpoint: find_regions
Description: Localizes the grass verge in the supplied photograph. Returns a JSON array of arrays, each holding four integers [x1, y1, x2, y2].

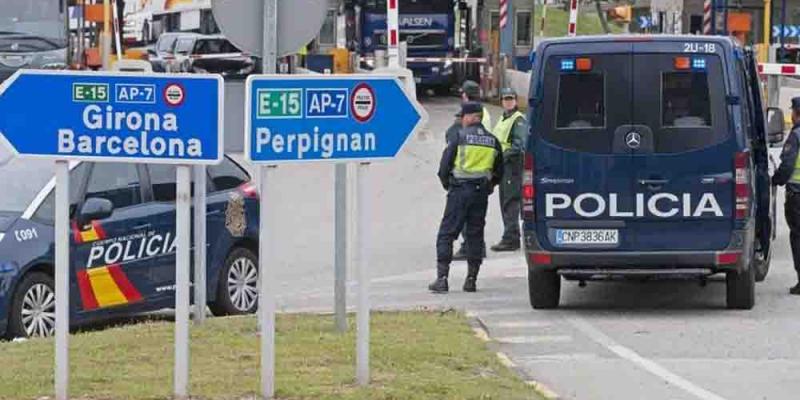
[[0, 311, 541, 400], [537, 5, 626, 37]]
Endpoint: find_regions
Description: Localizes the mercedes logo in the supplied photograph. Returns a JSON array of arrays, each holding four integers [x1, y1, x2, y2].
[[625, 131, 642, 149]]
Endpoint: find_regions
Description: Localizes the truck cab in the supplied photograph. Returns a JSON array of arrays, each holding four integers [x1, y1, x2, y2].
[[523, 36, 779, 310]]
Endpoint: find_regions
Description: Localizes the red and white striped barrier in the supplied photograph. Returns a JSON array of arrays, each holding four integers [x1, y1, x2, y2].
[[387, 0, 399, 66], [500, 0, 509, 30], [567, 0, 579, 37], [360, 56, 487, 64], [759, 63, 800, 76], [702, 0, 712, 35]]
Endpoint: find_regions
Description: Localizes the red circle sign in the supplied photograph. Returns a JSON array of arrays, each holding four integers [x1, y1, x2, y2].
[[351, 83, 376, 123], [163, 83, 185, 107]]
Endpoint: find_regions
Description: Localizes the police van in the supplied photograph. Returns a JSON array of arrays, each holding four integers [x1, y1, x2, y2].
[[0, 156, 260, 338], [524, 36, 786, 309]]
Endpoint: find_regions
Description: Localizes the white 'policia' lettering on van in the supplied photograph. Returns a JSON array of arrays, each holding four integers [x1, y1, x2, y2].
[[544, 193, 723, 218], [522, 36, 779, 310]]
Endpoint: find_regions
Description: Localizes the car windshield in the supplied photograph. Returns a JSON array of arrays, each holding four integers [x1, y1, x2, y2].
[[174, 38, 195, 54], [157, 35, 178, 52], [194, 39, 240, 55], [0, 157, 53, 213], [0, 34, 64, 52]]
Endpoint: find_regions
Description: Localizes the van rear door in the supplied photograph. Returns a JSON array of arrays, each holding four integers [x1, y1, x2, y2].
[[534, 42, 636, 251], [627, 43, 734, 251]]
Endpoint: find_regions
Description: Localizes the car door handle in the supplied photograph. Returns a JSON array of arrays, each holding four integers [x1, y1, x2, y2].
[[638, 179, 669, 186], [132, 223, 152, 230]]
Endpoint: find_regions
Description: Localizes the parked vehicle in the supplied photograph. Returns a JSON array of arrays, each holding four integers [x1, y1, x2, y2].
[[171, 35, 255, 77], [147, 32, 193, 73], [0, 32, 67, 82], [0, 156, 260, 338]]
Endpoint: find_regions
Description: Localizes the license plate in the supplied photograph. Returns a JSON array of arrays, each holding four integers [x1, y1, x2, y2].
[[555, 229, 618, 245], [414, 77, 422, 83]]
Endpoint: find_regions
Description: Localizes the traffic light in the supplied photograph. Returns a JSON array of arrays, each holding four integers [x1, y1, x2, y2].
[[607, 6, 632, 23]]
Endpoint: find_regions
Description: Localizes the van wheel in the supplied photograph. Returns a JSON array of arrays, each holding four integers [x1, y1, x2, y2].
[[529, 268, 560, 309], [726, 265, 755, 310], [209, 248, 259, 316], [8, 272, 56, 339]]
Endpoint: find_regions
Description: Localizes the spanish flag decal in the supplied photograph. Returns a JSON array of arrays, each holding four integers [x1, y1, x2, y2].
[[77, 265, 143, 311], [72, 221, 107, 244]]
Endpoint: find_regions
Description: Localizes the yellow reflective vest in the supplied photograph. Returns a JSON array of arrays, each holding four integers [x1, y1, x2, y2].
[[492, 110, 525, 152]]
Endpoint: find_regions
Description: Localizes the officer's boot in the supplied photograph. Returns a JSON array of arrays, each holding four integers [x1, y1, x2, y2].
[[791, 271, 800, 295], [463, 262, 480, 292], [428, 263, 450, 293]]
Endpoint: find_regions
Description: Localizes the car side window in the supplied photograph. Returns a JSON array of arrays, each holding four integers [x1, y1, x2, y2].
[[32, 163, 90, 224], [148, 165, 210, 202], [208, 158, 250, 192], [85, 163, 142, 210]]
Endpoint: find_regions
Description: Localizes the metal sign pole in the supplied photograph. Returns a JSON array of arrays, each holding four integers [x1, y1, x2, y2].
[[193, 165, 207, 324], [356, 162, 371, 386], [174, 165, 192, 399], [261, 0, 279, 398], [258, 165, 276, 398], [334, 163, 348, 333], [54, 160, 70, 400]]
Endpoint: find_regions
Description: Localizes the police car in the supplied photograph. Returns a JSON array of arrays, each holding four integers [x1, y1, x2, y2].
[[0, 155, 260, 338], [524, 36, 785, 310]]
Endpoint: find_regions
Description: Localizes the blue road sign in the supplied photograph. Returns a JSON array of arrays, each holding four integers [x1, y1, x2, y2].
[[245, 75, 427, 164], [0, 70, 223, 164], [773, 25, 800, 38]]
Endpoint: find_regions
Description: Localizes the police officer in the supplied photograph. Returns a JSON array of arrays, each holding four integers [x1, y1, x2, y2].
[[772, 97, 800, 295], [490, 88, 528, 252], [450, 80, 492, 260], [430, 102, 504, 293]]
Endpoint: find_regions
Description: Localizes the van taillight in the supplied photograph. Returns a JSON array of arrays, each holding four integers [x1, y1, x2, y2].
[[522, 153, 535, 220], [734, 152, 750, 220]]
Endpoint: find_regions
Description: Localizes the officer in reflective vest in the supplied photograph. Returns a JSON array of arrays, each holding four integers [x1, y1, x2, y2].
[[449, 80, 492, 260], [490, 87, 528, 252], [430, 102, 504, 293], [772, 97, 800, 295]]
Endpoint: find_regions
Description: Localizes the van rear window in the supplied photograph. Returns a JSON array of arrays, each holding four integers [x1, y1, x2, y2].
[[662, 72, 711, 127], [556, 73, 604, 129]]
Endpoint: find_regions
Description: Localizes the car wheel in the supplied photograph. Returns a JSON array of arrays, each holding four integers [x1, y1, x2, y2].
[[529, 267, 560, 309], [209, 248, 259, 316], [8, 272, 56, 339], [726, 264, 755, 310]]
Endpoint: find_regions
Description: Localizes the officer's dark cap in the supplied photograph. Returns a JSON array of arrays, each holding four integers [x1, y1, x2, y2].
[[460, 80, 481, 99], [792, 97, 800, 111], [461, 102, 483, 117]]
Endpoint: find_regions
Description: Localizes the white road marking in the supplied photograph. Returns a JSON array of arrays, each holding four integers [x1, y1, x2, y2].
[[495, 335, 573, 344], [567, 317, 728, 400], [472, 308, 535, 317], [515, 353, 601, 362], [493, 321, 553, 329]]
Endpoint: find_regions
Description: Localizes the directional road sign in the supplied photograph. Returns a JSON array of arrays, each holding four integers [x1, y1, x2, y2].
[[0, 70, 223, 164], [245, 75, 428, 164], [773, 25, 800, 38]]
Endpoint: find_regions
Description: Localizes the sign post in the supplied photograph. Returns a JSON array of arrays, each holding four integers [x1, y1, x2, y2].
[[0, 70, 223, 400], [245, 74, 427, 391]]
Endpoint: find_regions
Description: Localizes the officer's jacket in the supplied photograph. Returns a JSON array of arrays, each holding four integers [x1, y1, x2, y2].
[[492, 108, 528, 157], [445, 106, 493, 145], [773, 124, 800, 193], [438, 123, 504, 189]]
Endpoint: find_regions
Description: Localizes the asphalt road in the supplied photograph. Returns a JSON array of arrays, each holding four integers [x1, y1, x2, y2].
[[257, 95, 800, 400]]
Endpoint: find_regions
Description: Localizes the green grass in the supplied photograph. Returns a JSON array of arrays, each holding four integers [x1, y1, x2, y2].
[[0, 311, 541, 400], [536, 5, 626, 38]]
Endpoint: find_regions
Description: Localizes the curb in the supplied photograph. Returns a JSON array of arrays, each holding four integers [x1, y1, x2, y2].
[[469, 314, 562, 400]]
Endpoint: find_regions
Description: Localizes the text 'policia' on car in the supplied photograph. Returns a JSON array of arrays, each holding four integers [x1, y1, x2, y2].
[[0, 155, 260, 338], [524, 36, 784, 310]]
